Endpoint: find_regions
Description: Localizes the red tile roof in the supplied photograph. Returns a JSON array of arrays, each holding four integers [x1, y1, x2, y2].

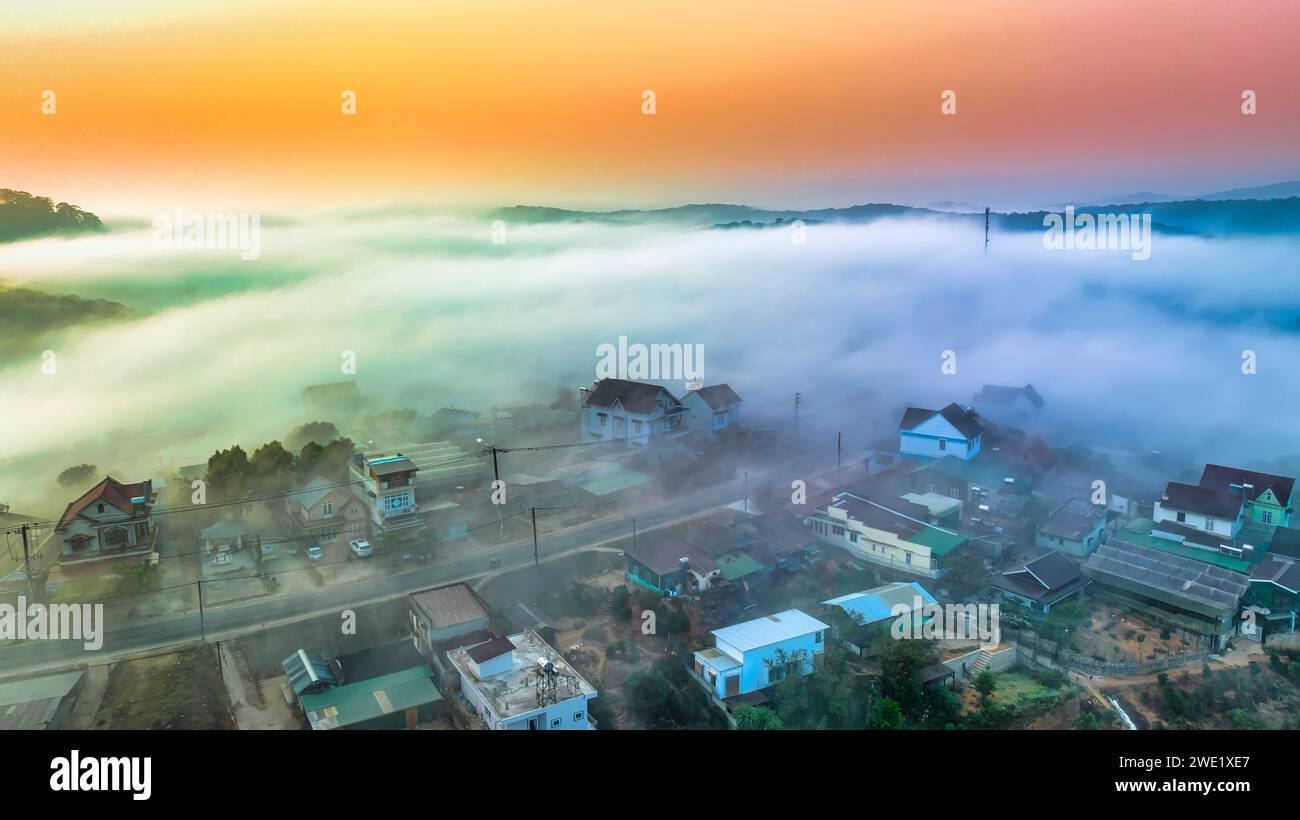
[[57, 476, 152, 529]]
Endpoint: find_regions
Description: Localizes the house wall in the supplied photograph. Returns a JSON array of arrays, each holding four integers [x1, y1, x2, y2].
[[681, 392, 740, 433], [1152, 502, 1242, 539], [1035, 521, 1106, 557], [460, 673, 595, 729], [60, 509, 152, 558], [729, 631, 825, 696], [581, 403, 665, 446], [900, 416, 981, 461], [807, 509, 938, 577], [1246, 490, 1290, 527]]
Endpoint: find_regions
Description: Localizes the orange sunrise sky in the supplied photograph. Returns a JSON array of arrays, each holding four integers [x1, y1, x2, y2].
[[2, 0, 1298, 212]]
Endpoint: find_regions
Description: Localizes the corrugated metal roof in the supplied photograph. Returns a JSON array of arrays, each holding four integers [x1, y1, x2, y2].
[[822, 581, 938, 625], [711, 609, 829, 653], [299, 666, 442, 730], [281, 649, 337, 696]]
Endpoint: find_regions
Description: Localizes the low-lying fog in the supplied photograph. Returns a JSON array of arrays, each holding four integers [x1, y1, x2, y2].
[[3, 207, 1299, 514]]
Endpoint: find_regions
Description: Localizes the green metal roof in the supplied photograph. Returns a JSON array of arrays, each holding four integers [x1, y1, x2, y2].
[[299, 666, 441, 729], [1114, 528, 1252, 573], [717, 550, 766, 581], [904, 527, 967, 556]]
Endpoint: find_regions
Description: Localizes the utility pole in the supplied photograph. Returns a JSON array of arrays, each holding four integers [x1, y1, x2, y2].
[[984, 206, 990, 254], [531, 507, 539, 567], [837, 432, 842, 470], [743, 471, 749, 514], [794, 392, 802, 420], [197, 579, 206, 643], [20, 524, 34, 601], [491, 446, 500, 483]]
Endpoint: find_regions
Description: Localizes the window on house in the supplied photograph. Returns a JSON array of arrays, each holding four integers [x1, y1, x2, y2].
[[1205, 517, 1216, 530], [1176, 511, 1186, 522], [905, 553, 913, 564], [597, 412, 608, 427], [849, 532, 859, 543], [1262, 510, 1274, 524], [550, 717, 562, 728], [322, 500, 333, 517], [574, 711, 584, 722], [832, 525, 844, 536], [633, 420, 643, 433], [926, 483, 937, 493], [815, 631, 824, 645], [938, 440, 946, 451], [950, 488, 960, 499], [97, 504, 105, 514]]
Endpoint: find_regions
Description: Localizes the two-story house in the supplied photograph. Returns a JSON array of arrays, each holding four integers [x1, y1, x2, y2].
[[970, 383, 1045, 426], [348, 453, 421, 533], [579, 378, 685, 445], [679, 383, 742, 433], [693, 609, 829, 699], [804, 492, 966, 578], [1197, 464, 1294, 528], [55, 477, 157, 561], [287, 476, 370, 547], [898, 403, 984, 461]]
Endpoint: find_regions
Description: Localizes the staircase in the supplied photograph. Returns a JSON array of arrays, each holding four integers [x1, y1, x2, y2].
[[968, 649, 994, 678]]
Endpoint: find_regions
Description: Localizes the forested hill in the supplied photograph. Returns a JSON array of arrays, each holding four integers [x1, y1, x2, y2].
[[0, 188, 104, 242]]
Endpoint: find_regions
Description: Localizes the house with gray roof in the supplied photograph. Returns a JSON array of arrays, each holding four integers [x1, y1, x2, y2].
[[1035, 497, 1108, 557], [578, 378, 685, 446]]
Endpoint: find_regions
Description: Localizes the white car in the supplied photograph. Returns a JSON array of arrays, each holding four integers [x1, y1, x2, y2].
[[349, 539, 373, 558]]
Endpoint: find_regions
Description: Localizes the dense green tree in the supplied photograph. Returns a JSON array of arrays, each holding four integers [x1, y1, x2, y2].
[[57, 463, 98, 488], [866, 697, 906, 729], [206, 446, 251, 501], [734, 705, 784, 730]]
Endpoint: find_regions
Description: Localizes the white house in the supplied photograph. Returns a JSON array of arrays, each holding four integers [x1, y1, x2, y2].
[[805, 492, 966, 578], [447, 630, 598, 730], [579, 378, 685, 445], [971, 384, 1044, 426], [55, 477, 157, 561], [693, 609, 829, 699], [898, 403, 984, 461], [680, 383, 742, 433], [1153, 481, 1244, 540]]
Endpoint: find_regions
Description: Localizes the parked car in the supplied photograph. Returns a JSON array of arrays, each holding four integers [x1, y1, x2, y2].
[[349, 539, 373, 558], [305, 544, 323, 561]]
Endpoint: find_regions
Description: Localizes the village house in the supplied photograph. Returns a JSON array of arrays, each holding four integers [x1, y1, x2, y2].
[[54, 477, 157, 562], [579, 377, 685, 445], [991, 550, 1089, 613], [970, 383, 1045, 426], [285, 476, 370, 548], [898, 403, 984, 461], [624, 531, 721, 595], [679, 383, 743, 433], [692, 609, 829, 699], [1153, 480, 1245, 540], [447, 629, 598, 730], [1196, 464, 1294, 528], [1035, 497, 1108, 557], [821, 581, 938, 653], [348, 452, 422, 535], [805, 491, 966, 578]]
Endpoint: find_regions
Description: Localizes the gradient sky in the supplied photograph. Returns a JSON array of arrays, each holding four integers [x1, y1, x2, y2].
[[2, 0, 1298, 212]]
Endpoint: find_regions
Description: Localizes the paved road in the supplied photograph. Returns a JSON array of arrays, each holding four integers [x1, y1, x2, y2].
[[0, 446, 837, 678]]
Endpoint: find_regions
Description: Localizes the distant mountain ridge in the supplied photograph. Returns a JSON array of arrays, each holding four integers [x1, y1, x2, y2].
[[493, 193, 1300, 237], [0, 188, 104, 243]]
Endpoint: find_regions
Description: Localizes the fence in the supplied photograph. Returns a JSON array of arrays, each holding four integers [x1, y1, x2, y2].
[[1008, 627, 1208, 678]]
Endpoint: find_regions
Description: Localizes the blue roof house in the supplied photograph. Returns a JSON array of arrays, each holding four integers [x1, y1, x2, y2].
[[821, 581, 938, 650], [692, 609, 829, 699]]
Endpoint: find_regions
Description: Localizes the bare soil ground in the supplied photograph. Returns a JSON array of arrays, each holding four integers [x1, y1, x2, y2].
[[91, 646, 235, 729]]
